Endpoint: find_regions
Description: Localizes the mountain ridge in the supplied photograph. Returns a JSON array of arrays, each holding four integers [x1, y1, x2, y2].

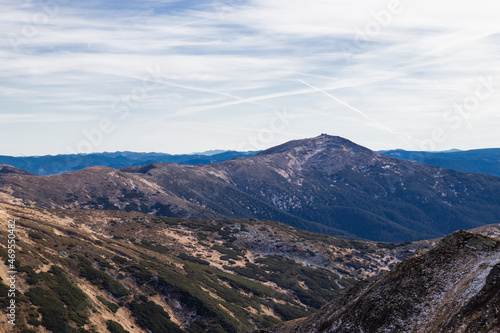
[[1, 135, 500, 242], [0, 150, 258, 176], [380, 148, 500, 176], [3, 139, 500, 177], [261, 230, 500, 332]]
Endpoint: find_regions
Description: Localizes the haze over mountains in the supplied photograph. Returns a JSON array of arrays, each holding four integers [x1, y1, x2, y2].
[[1, 134, 499, 242], [2, 143, 500, 178], [0, 151, 257, 176], [380, 148, 500, 177]]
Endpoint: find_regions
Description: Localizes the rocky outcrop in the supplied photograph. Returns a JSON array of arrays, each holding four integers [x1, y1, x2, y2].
[[262, 231, 500, 333]]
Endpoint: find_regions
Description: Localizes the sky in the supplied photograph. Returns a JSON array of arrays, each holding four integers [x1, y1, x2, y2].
[[1, 0, 500, 156]]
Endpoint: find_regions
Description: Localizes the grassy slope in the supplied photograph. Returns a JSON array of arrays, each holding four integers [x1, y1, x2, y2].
[[0, 203, 429, 333]]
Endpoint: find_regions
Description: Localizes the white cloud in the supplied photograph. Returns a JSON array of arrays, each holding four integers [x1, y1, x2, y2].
[[0, 113, 96, 123], [1, 0, 500, 155]]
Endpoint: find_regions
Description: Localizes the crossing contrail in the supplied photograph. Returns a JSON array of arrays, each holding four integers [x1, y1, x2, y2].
[[297, 79, 412, 146]]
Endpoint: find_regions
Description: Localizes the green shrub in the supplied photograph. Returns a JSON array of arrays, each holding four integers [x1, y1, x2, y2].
[[126, 263, 154, 284], [106, 320, 129, 333], [27, 318, 42, 326], [178, 253, 210, 265], [112, 255, 128, 265], [28, 232, 43, 240], [0, 280, 11, 308], [25, 266, 89, 331], [97, 296, 120, 313], [128, 300, 183, 333], [78, 257, 130, 297], [211, 245, 240, 260], [272, 302, 310, 321]]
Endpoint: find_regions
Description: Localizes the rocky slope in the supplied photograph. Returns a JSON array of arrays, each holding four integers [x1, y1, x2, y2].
[[203, 135, 500, 241], [0, 203, 428, 333], [1, 135, 500, 242], [0, 165, 33, 175], [261, 230, 500, 333]]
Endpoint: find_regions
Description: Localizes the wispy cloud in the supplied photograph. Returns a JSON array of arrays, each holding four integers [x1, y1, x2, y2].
[[1, 0, 499, 155], [0, 113, 97, 123]]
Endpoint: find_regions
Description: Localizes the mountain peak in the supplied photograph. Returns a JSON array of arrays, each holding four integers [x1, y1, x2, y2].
[[251, 134, 381, 174], [257, 134, 367, 157]]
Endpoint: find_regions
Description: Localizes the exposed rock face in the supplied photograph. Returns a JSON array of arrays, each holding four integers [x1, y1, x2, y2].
[[261, 231, 500, 333], [1, 135, 500, 242]]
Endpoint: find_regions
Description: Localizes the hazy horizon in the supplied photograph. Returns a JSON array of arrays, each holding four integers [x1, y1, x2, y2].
[[3, 134, 498, 158]]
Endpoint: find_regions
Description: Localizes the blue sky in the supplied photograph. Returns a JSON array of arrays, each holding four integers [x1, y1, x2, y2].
[[1, 0, 500, 156]]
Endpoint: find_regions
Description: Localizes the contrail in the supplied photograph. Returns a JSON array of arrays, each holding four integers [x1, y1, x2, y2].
[[434, 81, 480, 139], [172, 87, 318, 116], [297, 79, 412, 146]]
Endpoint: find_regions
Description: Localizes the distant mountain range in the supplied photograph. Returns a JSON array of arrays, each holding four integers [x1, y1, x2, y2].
[[1, 134, 499, 242], [379, 148, 500, 177], [3, 145, 500, 178], [0, 150, 258, 175]]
